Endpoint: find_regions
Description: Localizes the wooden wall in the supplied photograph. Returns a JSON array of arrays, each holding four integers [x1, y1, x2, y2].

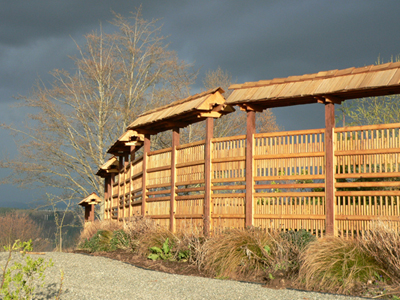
[[103, 123, 400, 236]]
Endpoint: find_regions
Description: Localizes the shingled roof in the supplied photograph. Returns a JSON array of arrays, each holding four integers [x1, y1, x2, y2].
[[227, 62, 400, 110], [107, 130, 144, 155], [78, 192, 102, 206], [96, 156, 119, 178], [127, 87, 234, 134]]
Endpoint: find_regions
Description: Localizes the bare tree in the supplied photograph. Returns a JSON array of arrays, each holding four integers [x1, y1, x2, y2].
[[0, 9, 195, 205]]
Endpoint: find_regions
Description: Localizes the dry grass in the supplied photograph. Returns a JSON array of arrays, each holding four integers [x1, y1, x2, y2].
[[298, 236, 385, 294], [359, 221, 400, 284], [78, 219, 123, 243], [201, 228, 286, 280]]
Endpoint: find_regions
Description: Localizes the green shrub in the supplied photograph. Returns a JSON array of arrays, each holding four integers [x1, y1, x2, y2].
[[281, 229, 316, 251], [79, 229, 133, 253]]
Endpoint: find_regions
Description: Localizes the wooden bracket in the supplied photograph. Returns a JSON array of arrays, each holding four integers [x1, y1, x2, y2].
[[315, 96, 343, 105], [239, 103, 264, 112]]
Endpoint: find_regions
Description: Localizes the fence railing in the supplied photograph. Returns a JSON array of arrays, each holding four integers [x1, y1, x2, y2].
[[103, 123, 400, 236]]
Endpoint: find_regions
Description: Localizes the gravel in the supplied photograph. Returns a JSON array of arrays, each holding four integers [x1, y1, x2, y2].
[[0, 252, 369, 300]]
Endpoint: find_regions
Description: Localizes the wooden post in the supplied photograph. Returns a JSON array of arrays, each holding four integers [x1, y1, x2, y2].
[[129, 146, 135, 219], [246, 110, 256, 228], [118, 156, 124, 222], [123, 153, 129, 221], [141, 134, 151, 216], [110, 174, 115, 220], [104, 177, 110, 220], [204, 117, 213, 236], [325, 102, 335, 236], [170, 128, 179, 232], [89, 204, 95, 222]]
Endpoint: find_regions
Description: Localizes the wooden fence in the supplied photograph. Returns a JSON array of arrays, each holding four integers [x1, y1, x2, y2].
[[103, 123, 400, 236]]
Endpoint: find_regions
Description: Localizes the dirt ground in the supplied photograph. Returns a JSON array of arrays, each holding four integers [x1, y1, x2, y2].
[[73, 250, 391, 299]]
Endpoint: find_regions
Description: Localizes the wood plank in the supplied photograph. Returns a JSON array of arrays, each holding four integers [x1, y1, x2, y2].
[[254, 175, 325, 181], [255, 128, 325, 138], [255, 192, 325, 197], [175, 214, 203, 219], [212, 193, 246, 198], [336, 181, 400, 188], [211, 214, 245, 219], [336, 191, 400, 196], [212, 185, 246, 190], [255, 152, 324, 160], [176, 194, 205, 200], [336, 215, 400, 221], [212, 177, 246, 183], [325, 102, 335, 236], [211, 135, 246, 143], [177, 187, 204, 193], [254, 214, 326, 220], [147, 165, 171, 173], [255, 183, 324, 189], [146, 190, 171, 196], [141, 135, 150, 216], [147, 183, 171, 189], [146, 197, 170, 202], [177, 140, 205, 150], [176, 179, 205, 186], [335, 172, 400, 179], [336, 148, 400, 156], [176, 160, 205, 169], [212, 156, 246, 163], [147, 214, 170, 219], [148, 147, 172, 156], [335, 123, 400, 132]]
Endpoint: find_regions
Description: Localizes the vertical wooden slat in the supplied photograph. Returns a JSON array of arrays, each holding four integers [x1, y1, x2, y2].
[[246, 110, 256, 228], [123, 153, 129, 221], [170, 128, 179, 232], [204, 117, 213, 236], [142, 134, 151, 216], [325, 101, 335, 236]]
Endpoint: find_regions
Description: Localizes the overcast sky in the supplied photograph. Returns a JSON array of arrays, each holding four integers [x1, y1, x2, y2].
[[1, 0, 400, 208]]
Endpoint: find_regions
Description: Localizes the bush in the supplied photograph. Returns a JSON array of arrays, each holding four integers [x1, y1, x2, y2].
[[359, 221, 400, 284], [0, 213, 50, 251], [78, 229, 133, 253], [298, 236, 386, 294], [201, 228, 287, 280]]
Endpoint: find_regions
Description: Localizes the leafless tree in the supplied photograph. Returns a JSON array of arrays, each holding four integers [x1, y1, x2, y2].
[[0, 9, 195, 205]]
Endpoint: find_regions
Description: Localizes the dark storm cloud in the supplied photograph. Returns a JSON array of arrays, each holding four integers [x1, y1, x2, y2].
[[2, 0, 400, 207]]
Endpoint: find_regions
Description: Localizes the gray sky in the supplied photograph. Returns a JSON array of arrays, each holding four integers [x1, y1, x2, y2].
[[1, 0, 400, 208]]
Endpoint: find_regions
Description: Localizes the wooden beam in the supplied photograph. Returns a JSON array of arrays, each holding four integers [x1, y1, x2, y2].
[[246, 110, 256, 228], [325, 102, 335, 236], [204, 117, 213, 237], [141, 134, 151, 217], [170, 127, 179, 233], [110, 174, 115, 221]]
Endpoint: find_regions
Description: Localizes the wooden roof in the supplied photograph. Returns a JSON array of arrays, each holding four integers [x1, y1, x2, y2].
[[96, 156, 119, 178], [79, 192, 102, 206], [107, 130, 144, 155], [127, 87, 234, 134], [227, 62, 400, 110]]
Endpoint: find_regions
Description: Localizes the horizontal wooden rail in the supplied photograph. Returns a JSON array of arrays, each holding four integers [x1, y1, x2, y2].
[[254, 214, 326, 220], [147, 165, 171, 173], [212, 214, 245, 219], [147, 214, 170, 219], [177, 140, 205, 150], [212, 177, 245, 183], [176, 160, 204, 169], [176, 179, 205, 186], [335, 172, 400, 179], [212, 185, 246, 190], [147, 183, 171, 189], [131, 200, 142, 206], [255, 192, 325, 197], [146, 197, 170, 202], [211, 193, 245, 198], [336, 181, 400, 188], [255, 152, 324, 160], [212, 156, 245, 163], [336, 215, 400, 221], [147, 189, 171, 196], [334, 123, 400, 132], [336, 148, 400, 156], [212, 135, 246, 143], [177, 187, 204, 193], [148, 147, 172, 156], [175, 214, 203, 219], [255, 183, 324, 189], [255, 175, 325, 181], [255, 128, 325, 138], [336, 191, 400, 196], [176, 194, 205, 200]]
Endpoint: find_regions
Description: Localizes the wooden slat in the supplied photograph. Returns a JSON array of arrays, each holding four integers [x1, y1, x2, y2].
[[336, 181, 400, 188], [147, 197, 170, 202], [177, 187, 204, 193], [147, 214, 170, 219], [254, 175, 325, 181], [336, 148, 400, 156], [212, 156, 245, 163], [255, 128, 325, 138], [212, 185, 246, 190], [211, 214, 245, 219], [148, 147, 172, 156], [176, 179, 205, 186], [147, 165, 171, 173], [255, 152, 324, 160], [335, 123, 400, 132], [177, 140, 205, 150], [336, 191, 400, 196], [211, 135, 247, 143], [176, 194, 205, 200], [255, 192, 325, 197], [146, 190, 171, 196], [212, 177, 246, 183], [255, 183, 324, 189], [176, 160, 204, 169], [147, 183, 171, 189], [335, 172, 400, 179], [212, 193, 246, 198], [175, 214, 203, 219], [254, 214, 326, 220]]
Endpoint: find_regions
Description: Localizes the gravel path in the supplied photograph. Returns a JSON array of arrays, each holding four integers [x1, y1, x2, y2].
[[0, 252, 368, 300]]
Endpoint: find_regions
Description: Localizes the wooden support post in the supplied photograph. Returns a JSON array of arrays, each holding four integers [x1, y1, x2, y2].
[[104, 177, 109, 220], [89, 204, 95, 222], [204, 117, 213, 236], [141, 134, 151, 217], [170, 128, 180, 232], [123, 153, 129, 221], [110, 174, 115, 220], [117, 156, 123, 222], [325, 101, 336, 236], [246, 110, 256, 228], [129, 146, 135, 219]]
